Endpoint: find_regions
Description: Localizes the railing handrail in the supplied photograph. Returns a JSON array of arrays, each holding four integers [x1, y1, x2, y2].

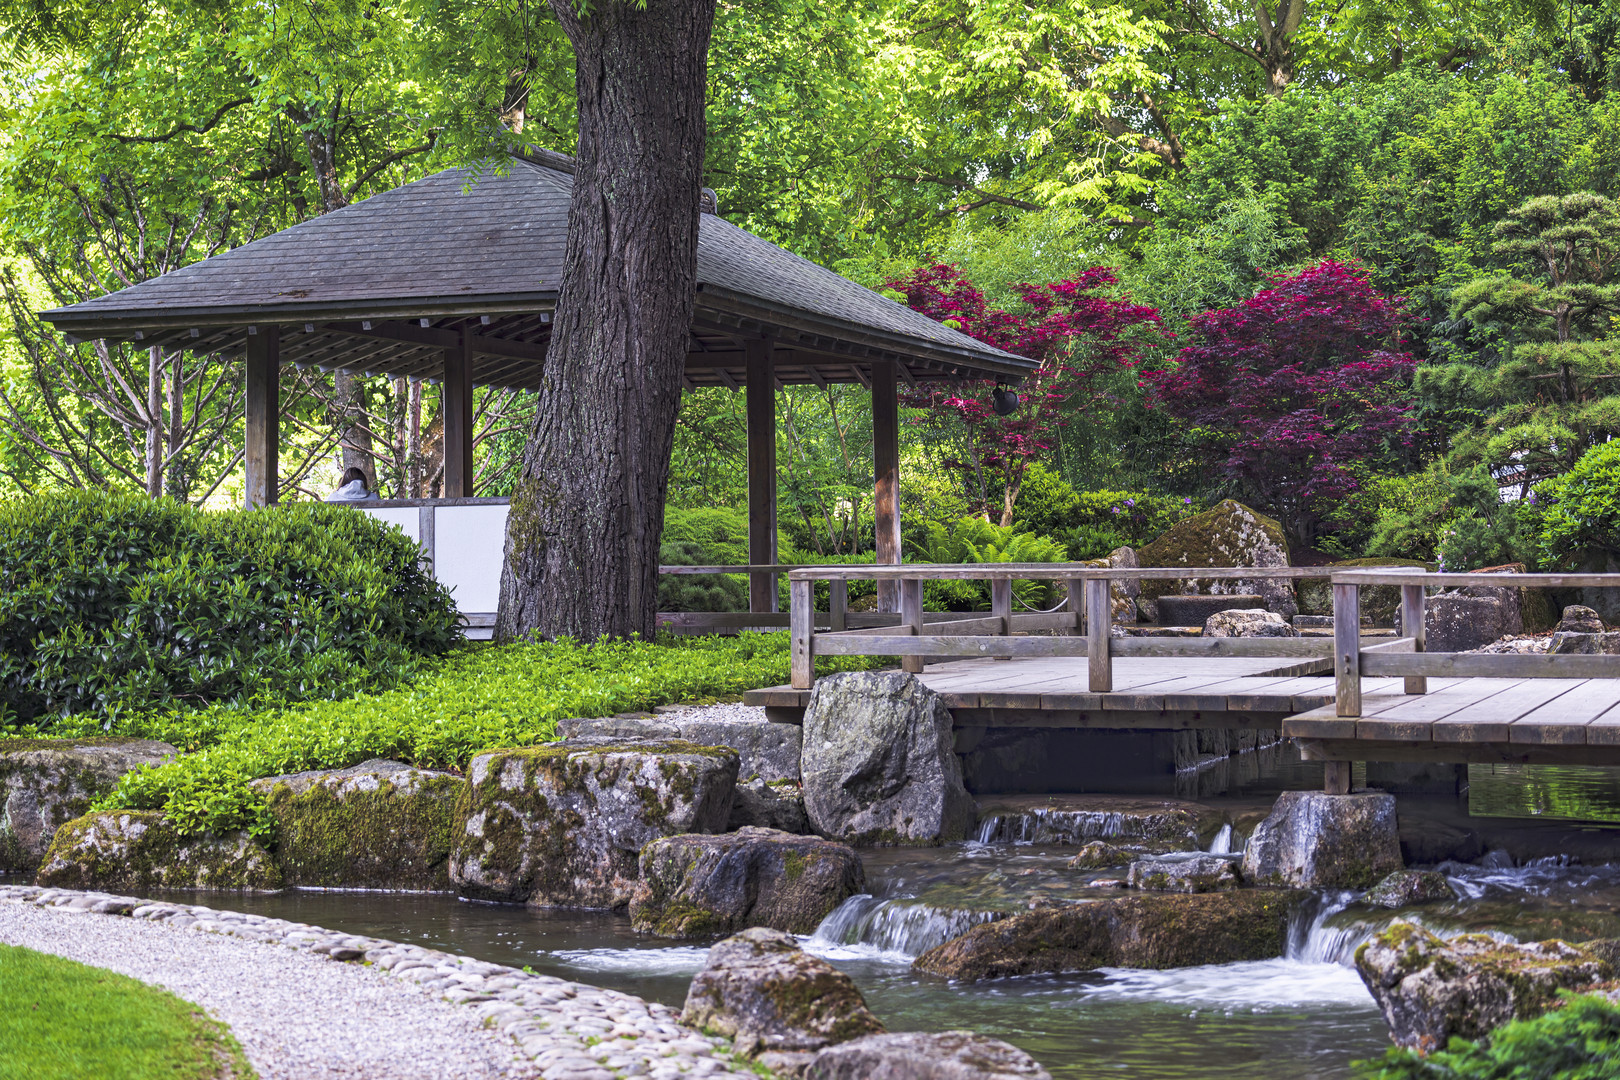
[[1333, 568, 1620, 587], [659, 563, 873, 574], [786, 563, 1332, 581]]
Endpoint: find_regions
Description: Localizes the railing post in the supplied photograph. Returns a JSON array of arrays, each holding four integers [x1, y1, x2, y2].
[[828, 578, 847, 634], [1086, 576, 1112, 692], [991, 575, 1012, 660], [1333, 580, 1361, 717], [790, 576, 815, 690], [1400, 574, 1427, 696], [900, 577, 925, 674], [1066, 577, 1084, 635]]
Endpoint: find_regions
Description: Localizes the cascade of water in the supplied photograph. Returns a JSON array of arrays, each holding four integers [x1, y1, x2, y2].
[[974, 808, 1194, 847], [1206, 824, 1234, 855], [1286, 891, 1374, 965], [808, 894, 1007, 959]]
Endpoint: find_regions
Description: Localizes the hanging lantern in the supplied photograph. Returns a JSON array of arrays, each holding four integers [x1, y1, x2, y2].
[[992, 384, 1020, 416]]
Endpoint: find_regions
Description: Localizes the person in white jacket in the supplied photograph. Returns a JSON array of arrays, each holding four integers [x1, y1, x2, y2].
[[325, 467, 376, 502]]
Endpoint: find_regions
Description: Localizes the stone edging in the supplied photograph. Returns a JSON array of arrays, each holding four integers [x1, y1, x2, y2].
[[0, 884, 754, 1080]]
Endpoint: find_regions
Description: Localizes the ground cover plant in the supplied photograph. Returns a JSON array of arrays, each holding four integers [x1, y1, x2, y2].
[[0, 943, 255, 1080], [1357, 992, 1620, 1079], [7, 633, 876, 840]]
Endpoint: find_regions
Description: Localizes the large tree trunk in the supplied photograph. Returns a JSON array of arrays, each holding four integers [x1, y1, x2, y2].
[[495, 0, 716, 642]]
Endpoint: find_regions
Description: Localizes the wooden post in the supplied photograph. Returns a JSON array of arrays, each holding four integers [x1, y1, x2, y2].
[[1401, 579, 1427, 696], [1334, 582, 1362, 717], [1086, 577, 1112, 692], [443, 328, 474, 498], [900, 576, 924, 674], [1067, 577, 1084, 635], [991, 576, 1012, 659], [244, 325, 280, 508], [790, 577, 814, 690], [829, 579, 847, 633], [746, 338, 778, 613], [872, 360, 901, 613], [1323, 760, 1352, 796]]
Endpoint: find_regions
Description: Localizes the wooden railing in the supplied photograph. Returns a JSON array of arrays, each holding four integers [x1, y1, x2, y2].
[[784, 564, 1343, 691]]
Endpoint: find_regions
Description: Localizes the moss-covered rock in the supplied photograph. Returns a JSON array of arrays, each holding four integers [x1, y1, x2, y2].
[[631, 827, 865, 938], [1136, 500, 1296, 619], [251, 759, 461, 890], [0, 738, 177, 874], [682, 927, 886, 1059], [1126, 855, 1241, 893], [449, 738, 739, 909], [1363, 869, 1455, 909], [35, 810, 280, 891], [912, 889, 1303, 981], [1355, 921, 1613, 1052], [1240, 790, 1402, 889]]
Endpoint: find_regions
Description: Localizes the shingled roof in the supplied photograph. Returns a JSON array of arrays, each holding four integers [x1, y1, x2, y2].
[[41, 151, 1034, 391]]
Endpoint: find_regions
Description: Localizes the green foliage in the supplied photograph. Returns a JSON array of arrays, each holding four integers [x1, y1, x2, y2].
[[1438, 469, 1534, 571], [1356, 992, 1620, 1079], [0, 943, 256, 1080], [43, 634, 877, 838], [909, 515, 1067, 610], [1008, 464, 1202, 557], [1536, 440, 1620, 569], [0, 490, 458, 728], [1365, 464, 1460, 563], [658, 541, 749, 613]]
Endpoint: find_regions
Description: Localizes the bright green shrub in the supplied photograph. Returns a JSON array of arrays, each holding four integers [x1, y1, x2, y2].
[[658, 540, 748, 612], [1536, 441, 1620, 569], [0, 490, 459, 727], [1356, 993, 1620, 1079], [1365, 463, 1457, 562], [1008, 463, 1081, 537], [910, 516, 1068, 610], [59, 633, 878, 838], [661, 506, 791, 566], [1010, 466, 1200, 554], [1438, 467, 1535, 570]]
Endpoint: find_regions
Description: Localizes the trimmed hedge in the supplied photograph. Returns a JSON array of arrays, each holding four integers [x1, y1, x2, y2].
[[0, 490, 459, 726]]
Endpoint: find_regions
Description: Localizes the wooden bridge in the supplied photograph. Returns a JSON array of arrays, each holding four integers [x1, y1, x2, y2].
[[742, 566, 1620, 790]]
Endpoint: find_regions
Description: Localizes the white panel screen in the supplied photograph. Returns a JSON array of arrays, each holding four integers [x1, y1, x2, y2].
[[435, 504, 509, 614]]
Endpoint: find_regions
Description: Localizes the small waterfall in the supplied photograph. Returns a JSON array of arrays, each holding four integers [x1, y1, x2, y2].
[[809, 894, 1008, 959], [974, 808, 1196, 848], [1206, 824, 1234, 855], [1286, 891, 1372, 965]]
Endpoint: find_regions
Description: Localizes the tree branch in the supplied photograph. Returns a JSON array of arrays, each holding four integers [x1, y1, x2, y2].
[[112, 97, 254, 144]]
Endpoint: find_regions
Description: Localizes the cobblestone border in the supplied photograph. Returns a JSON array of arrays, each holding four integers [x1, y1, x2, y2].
[[0, 884, 755, 1080]]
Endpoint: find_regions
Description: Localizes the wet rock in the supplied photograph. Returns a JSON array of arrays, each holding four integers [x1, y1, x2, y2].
[[682, 927, 885, 1060], [35, 810, 280, 891], [250, 758, 461, 890], [0, 738, 177, 873], [1363, 870, 1455, 909], [1067, 841, 1130, 869], [1126, 855, 1240, 893], [1240, 791, 1402, 890], [1137, 500, 1296, 619], [630, 827, 865, 938], [728, 777, 809, 834], [807, 1031, 1052, 1080], [1355, 922, 1613, 1052], [1203, 609, 1298, 638], [912, 890, 1300, 981], [449, 738, 738, 908], [1558, 605, 1606, 633], [557, 715, 802, 782], [801, 672, 975, 846], [974, 795, 1220, 849]]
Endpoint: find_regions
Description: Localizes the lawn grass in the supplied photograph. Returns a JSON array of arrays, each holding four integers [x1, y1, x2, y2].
[[0, 944, 255, 1080]]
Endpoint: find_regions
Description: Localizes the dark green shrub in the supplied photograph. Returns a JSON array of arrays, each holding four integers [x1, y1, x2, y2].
[[0, 490, 459, 726], [1356, 992, 1620, 1079], [658, 540, 748, 612], [1536, 441, 1620, 570]]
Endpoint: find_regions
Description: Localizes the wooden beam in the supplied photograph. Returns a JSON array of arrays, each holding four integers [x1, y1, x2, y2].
[[324, 320, 547, 363], [746, 338, 777, 613], [873, 359, 901, 612], [244, 326, 280, 508], [443, 328, 474, 498]]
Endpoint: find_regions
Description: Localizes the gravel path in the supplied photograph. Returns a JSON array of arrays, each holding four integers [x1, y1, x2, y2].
[[0, 885, 753, 1080]]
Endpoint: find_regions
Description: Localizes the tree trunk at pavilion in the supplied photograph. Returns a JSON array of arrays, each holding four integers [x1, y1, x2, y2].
[[495, 0, 717, 642]]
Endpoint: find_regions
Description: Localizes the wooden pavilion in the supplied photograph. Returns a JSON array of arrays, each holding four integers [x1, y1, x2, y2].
[[40, 148, 1034, 621]]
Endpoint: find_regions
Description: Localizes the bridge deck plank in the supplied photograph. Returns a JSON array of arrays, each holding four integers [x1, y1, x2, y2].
[[1429, 679, 1582, 743]]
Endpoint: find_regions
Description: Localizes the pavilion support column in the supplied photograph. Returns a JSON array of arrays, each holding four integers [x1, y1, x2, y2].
[[443, 328, 474, 498], [872, 360, 902, 613], [746, 338, 777, 613], [244, 326, 280, 509]]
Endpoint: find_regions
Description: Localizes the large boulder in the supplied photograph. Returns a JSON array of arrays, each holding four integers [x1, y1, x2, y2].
[[250, 758, 461, 890], [682, 927, 886, 1066], [1550, 630, 1620, 655], [1240, 791, 1402, 890], [1071, 546, 1140, 624], [728, 777, 809, 834], [912, 890, 1299, 981], [0, 738, 177, 873], [35, 810, 280, 891], [448, 738, 738, 908], [1355, 922, 1613, 1052], [801, 672, 975, 846], [1136, 500, 1296, 619], [630, 827, 865, 938], [808, 1032, 1052, 1080], [1425, 594, 1516, 653], [1126, 854, 1240, 893], [557, 713, 801, 782], [1203, 609, 1297, 638]]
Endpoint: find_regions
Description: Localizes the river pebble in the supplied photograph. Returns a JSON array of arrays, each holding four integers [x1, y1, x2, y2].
[[0, 884, 755, 1079]]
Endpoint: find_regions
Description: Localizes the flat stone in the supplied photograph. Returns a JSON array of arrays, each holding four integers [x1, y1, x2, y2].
[[556, 717, 801, 782], [1240, 791, 1402, 889], [630, 827, 864, 938], [1126, 854, 1240, 893], [35, 810, 280, 891], [0, 738, 177, 873], [808, 1031, 1052, 1079], [1202, 609, 1297, 638]]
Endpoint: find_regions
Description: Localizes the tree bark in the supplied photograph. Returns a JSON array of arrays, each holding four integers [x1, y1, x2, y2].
[[495, 0, 717, 642]]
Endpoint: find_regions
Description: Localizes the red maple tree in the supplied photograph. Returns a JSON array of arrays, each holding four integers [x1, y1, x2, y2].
[[1142, 260, 1418, 544], [887, 264, 1163, 525]]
